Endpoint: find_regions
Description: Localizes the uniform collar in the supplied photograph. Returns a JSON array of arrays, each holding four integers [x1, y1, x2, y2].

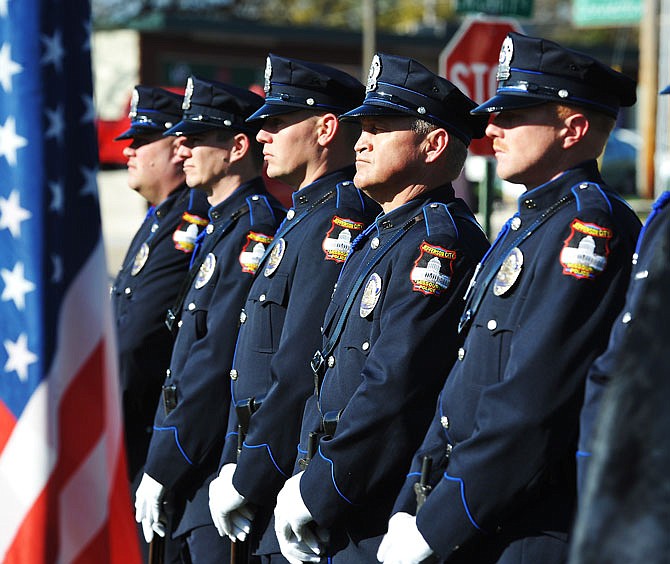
[[208, 176, 265, 223], [289, 165, 356, 211], [153, 183, 190, 219], [516, 160, 602, 216], [371, 184, 456, 233]]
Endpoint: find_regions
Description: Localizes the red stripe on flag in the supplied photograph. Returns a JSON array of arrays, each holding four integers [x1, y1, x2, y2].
[[0, 400, 16, 454], [4, 341, 141, 563]]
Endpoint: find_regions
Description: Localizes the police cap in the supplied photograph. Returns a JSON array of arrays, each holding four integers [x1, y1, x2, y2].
[[164, 76, 264, 136], [339, 53, 488, 146], [115, 86, 182, 140], [246, 54, 365, 122], [471, 32, 637, 119], [662, 85, 670, 95]]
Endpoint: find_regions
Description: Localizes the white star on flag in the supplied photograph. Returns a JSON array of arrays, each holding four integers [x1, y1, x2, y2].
[[79, 165, 98, 199], [0, 42, 23, 93], [80, 93, 96, 124], [41, 30, 64, 72], [0, 189, 32, 236], [0, 116, 28, 167], [4, 333, 38, 383], [1, 262, 36, 310], [49, 179, 64, 213], [45, 104, 65, 143]]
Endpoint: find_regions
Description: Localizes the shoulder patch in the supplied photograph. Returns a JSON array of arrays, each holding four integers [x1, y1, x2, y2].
[[173, 211, 208, 253], [411, 241, 456, 295], [240, 231, 273, 274], [323, 216, 365, 263], [560, 219, 612, 280]]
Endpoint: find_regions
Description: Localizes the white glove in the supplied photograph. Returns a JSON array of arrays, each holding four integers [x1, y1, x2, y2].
[[274, 472, 327, 563], [377, 512, 434, 564], [208, 463, 255, 543], [134, 473, 166, 543]]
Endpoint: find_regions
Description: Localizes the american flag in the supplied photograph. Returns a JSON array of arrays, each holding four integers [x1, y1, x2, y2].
[[0, 1, 141, 562]]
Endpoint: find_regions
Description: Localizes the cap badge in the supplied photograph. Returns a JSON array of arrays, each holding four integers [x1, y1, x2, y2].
[[496, 36, 514, 82], [129, 88, 139, 118], [264, 56, 273, 94], [366, 54, 382, 93], [183, 77, 194, 110]]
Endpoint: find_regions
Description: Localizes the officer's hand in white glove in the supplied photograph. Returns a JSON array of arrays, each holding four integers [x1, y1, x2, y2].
[[208, 463, 255, 543], [274, 471, 327, 563], [377, 512, 434, 564], [134, 473, 166, 543]]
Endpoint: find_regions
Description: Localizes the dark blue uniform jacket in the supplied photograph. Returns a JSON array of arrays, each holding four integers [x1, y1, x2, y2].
[[295, 185, 489, 562], [111, 185, 209, 485], [393, 161, 641, 564], [143, 177, 284, 537], [222, 167, 380, 553], [577, 190, 670, 494]]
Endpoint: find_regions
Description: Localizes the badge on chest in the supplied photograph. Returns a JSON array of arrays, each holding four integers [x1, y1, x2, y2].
[[493, 247, 523, 296]]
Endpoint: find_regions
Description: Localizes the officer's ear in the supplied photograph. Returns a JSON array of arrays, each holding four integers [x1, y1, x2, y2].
[[423, 127, 449, 164], [560, 111, 589, 150], [228, 132, 250, 163], [315, 112, 340, 147]]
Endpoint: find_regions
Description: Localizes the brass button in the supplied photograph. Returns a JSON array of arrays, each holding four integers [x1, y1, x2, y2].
[[327, 356, 336, 368], [457, 347, 465, 361], [286, 209, 295, 220], [440, 416, 449, 429], [230, 369, 238, 380]]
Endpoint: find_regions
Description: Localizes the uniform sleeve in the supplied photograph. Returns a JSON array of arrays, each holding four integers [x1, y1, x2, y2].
[[231, 211, 360, 505], [145, 228, 258, 489], [299, 235, 476, 528], [415, 211, 639, 557]]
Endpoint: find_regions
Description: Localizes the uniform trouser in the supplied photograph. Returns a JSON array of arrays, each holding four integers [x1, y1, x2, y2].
[[177, 523, 233, 563]]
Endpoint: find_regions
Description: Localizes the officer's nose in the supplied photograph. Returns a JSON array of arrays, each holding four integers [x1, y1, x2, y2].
[[354, 131, 370, 154], [176, 141, 191, 159], [257, 128, 271, 144], [122, 145, 135, 158]]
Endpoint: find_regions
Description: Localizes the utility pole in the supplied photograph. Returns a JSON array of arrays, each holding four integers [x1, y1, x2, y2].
[[362, 0, 376, 81], [639, 0, 660, 197]]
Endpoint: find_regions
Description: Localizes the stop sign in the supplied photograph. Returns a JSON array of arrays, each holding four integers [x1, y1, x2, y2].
[[439, 17, 523, 156]]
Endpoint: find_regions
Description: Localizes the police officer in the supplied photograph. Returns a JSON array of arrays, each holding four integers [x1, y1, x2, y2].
[[111, 85, 209, 560], [207, 54, 381, 562], [568, 84, 670, 563], [377, 32, 642, 564], [271, 52, 491, 563], [133, 76, 284, 563]]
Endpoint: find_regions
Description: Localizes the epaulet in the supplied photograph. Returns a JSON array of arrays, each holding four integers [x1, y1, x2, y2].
[[421, 200, 484, 241], [245, 194, 283, 227], [570, 181, 622, 215], [334, 180, 366, 211]]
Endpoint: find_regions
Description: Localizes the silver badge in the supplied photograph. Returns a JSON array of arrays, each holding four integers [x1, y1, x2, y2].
[[496, 36, 514, 82], [131, 242, 150, 276], [195, 253, 216, 289], [129, 88, 139, 118], [493, 247, 523, 296], [366, 54, 382, 93], [360, 273, 382, 317], [264, 237, 286, 277], [182, 77, 194, 110], [264, 56, 273, 94]]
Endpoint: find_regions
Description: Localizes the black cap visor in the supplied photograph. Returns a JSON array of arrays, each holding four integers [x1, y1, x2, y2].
[[114, 123, 166, 141], [246, 101, 319, 122], [339, 101, 411, 121], [471, 93, 552, 115], [661, 85, 670, 95], [163, 119, 221, 137]]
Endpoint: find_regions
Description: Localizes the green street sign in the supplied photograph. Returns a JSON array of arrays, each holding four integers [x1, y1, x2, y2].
[[456, 0, 533, 18], [573, 0, 641, 26]]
